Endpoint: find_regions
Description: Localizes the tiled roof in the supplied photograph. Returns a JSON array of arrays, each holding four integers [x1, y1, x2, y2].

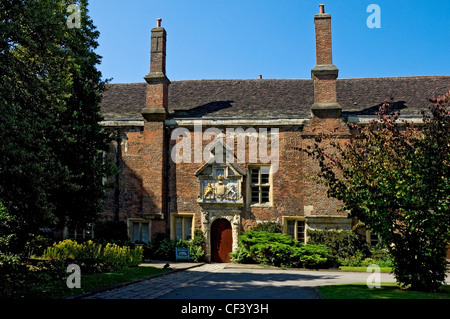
[[100, 76, 450, 120]]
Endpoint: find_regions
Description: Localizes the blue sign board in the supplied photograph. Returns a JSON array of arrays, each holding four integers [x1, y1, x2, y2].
[[175, 247, 190, 262]]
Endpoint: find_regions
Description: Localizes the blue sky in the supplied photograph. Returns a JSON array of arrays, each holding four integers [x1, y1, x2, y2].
[[87, 0, 450, 83]]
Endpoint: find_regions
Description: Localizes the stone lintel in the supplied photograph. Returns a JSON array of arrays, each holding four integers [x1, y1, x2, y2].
[[311, 64, 339, 78], [197, 200, 244, 208], [141, 107, 167, 121], [137, 213, 165, 220], [144, 72, 171, 86], [311, 102, 342, 118], [314, 13, 331, 20]]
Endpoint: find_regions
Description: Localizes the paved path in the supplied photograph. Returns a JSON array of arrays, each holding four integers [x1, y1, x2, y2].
[[80, 263, 401, 300], [82, 263, 223, 299]]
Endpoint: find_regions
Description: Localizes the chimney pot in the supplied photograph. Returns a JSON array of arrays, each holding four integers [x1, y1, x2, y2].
[[157, 18, 162, 27], [319, 4, 325, 14], [259, 75, 262, 79]]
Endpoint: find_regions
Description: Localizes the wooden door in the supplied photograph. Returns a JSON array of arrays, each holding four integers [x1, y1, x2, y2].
[[211, 219, 232, 263]]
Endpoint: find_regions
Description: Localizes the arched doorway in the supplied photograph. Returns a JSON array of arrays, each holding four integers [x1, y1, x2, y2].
[[211, 218, 232, 263]]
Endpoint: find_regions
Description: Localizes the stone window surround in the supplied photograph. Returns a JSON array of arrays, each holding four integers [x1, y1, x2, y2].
[[170, 213, 194, 241], [127, 218, 151, 243], [63, 224, 94, 241], [247, 164, 273, 208], [282, 216, 306, 243]]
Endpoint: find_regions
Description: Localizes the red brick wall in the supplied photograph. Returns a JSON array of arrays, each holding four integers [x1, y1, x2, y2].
[[145, 83, 168, 109], [314, 14, 333, 66], [313, 74, 338, 104], [301, 117, 351, 217], [103, 116, 353, 237], [166, 126, 307, 232]]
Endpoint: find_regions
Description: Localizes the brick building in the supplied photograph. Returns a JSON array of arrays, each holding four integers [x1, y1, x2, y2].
[[98, 6, 450, 262]]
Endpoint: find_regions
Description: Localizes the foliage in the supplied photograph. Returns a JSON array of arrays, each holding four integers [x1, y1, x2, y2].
[[0, 259, 167, 299], [22, 234, 53, 258], [0, 202, 18, 254], [304, 91, 450, 291], [232, 230, 330, 268], [339, 253, 393, 268], [149, 230, 206, 262], [43, 239, 143, 273], [251, 221, 282, 233], [0, 254, 28, 298], [189, 230, 207, 262], [0, 0, 114, 254], [229, 246, 255, 264], [307, 229, 371, 265]]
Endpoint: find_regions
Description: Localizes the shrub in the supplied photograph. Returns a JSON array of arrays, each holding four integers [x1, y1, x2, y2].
[[23, 234, 53, 258], [239, 230, 296, 249], [307, 229, 371, 265], [252, 221, 282, 233], [230, 246, 254, 264], [188, 245, 204, 263], [0, 202, 18, 254], [42, 239, 143, 273], [150, 230, 205, 262], [152, 238, 183, 261], [0, 254, 27, 298], [235, 230, 330, 269], [188, 230, 206, 262], [339, 249, 393, 268], [292, 244, 330, 269]]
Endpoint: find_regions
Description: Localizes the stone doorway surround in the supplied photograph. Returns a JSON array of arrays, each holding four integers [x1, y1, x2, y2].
[[194, 146, 246, 262], [201, 207, 241, 262]]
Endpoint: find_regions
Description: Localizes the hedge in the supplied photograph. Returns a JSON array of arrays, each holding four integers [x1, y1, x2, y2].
[[231, 230, 330, 268]]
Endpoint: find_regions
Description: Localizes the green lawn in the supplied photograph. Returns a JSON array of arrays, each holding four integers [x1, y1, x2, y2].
[[8, 266, 169, 299], [339, 266, 392, 273], [317, 282, 450, 299]]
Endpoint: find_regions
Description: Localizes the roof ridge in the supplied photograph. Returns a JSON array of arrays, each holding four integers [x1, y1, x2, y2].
[[105, 75, 450, 86], [338, 75, 450, 80]]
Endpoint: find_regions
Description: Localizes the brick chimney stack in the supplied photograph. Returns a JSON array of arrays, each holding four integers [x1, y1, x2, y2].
[[311, 5, 341, 118], [139, 18, 170, 223], [141, 18, 170, 120]]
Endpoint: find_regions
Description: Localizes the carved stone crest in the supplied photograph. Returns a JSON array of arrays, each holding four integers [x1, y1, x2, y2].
[[215, 174, 226, 200], [196, 161, 245, 206], [204, 183, 215, 199]]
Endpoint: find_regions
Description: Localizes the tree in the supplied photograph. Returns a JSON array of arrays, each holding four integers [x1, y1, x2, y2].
[[0, 0, 113, 254], [305, 91, 450, 291]]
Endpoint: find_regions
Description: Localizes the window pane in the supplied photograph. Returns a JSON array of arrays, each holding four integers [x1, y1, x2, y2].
[[85, 224, 93, 240], [133, 222, 140, 242], [370, 234, 378, 247], [141, 223, 149, 243], [297, 221, 305, 243], [184, 217, 192, 241], [261, 173, 269, 184], [261, 187, 270, 203], [287, 220, 295, 239], [251, 169, 259, 184], [251, 187, 260, 203], [175, 217, 183, 240]]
